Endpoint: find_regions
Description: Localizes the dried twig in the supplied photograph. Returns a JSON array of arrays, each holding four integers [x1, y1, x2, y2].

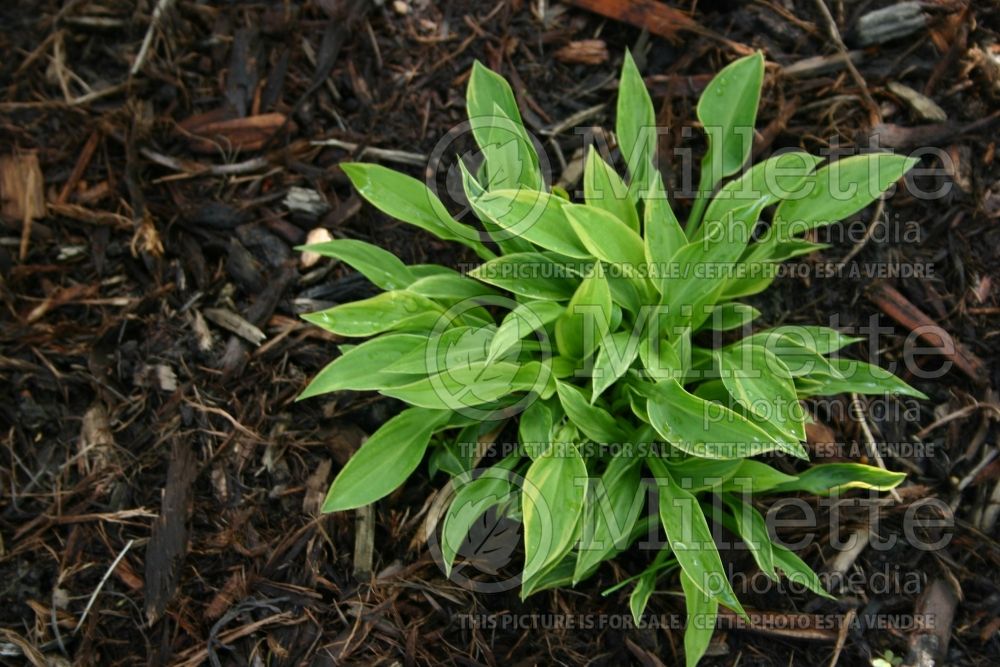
[[131, 0, 177, 75], [75, 539, 135, 632], [811, 0, 881, 123]]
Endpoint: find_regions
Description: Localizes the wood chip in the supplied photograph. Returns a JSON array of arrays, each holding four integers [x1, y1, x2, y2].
[[302, 459, 332, 515], [560, 0, 700, 42], [853, 2, 925, 47], [203, 307, 267, 346], [0, 152, 45, 242], [867, 281, 987, 384], [178, 111, 294, 153], [283, 187, 330, 217], [553, 39, 609, 65], [887, 81, 947, 122], [352, 504, 375, 580]]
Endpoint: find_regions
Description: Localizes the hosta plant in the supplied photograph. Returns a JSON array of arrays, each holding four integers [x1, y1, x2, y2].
[[298, 51, 925, 666]]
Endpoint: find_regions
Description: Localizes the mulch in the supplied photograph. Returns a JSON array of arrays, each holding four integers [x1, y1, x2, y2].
[[1, 1, 999, 665]]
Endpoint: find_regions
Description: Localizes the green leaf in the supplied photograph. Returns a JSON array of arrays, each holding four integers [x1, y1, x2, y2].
[[469, 251, 579, 301], [717, 341, 805, 441], [763, 325, 862, 355], [802, 358, 928, 399], [479, 102, 542, 190], [644, 172, 688, 294], [441, 461, 518, 575], [488, 300, 564, 364], [473, 189, 590, 258], [296, 239, 416, 290], [583, 146, 639, 232], [381, 360, 550, 411], [680, 570, 719, 667], [742, 331, 847, 379], [697, 51, 765, 187], [689, 51, 765, 231], [341, 162, 492, 259], [647, 458, 745, 616], [322, 408, 449, 512], [575, 454, 644, 582], [617, 50, 657, 199], [719, 460, 799, 494], [298, 334, 426, 398], [722, 495, 776, 578], [665, 458, 744, 493], [691, 151, 824, 244], [641, 379, 804, 459], [659, 235, 747, 330], [772, 153, 920, 239], [771, 543, 834, 599], [555, 265, 612, 359], [629, 568, 657, 624], [522, 442, 588, 584], [301, 291, 444, 337], [556, 380, 628, 443], [458, 159, 536, 256], [519, 399, 554, 459], [592, 330, 642, 402], [698, 302, 760, 331], [467, 60, 539, 175], [564, 203, 646, 267], [769, 463, 905, 496], [406, 273, 500, 301], [385, 326, 493, 374]]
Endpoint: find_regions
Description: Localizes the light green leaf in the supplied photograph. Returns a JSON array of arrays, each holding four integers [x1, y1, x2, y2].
[[556, 380, 628, 443], [522, 442, 588, 583], [644, 172, 688, 294], [688, 51, 765, 231], [479, 102, 542, 190], [717, 341, 805, 441], [592, 330, 642, 402], [301, 290, 444, 337], [648, 458, 745, 616], [698, 302, 760, 331], [719, 460, 799, 494], [473, 189, 590, 258], [617, 50, 657, 199], [385, 326, 493, 375], [697, 51, 765, 187], [441, 461, 518, 575], [772, 153, 919, 238], [680, 570, 719, 667], [469, 252, 579, 301], [519, 399, 554, 459], [380, 360, 550, 410], [564, 203, 646, 267], [488, 300, 564, 364], [407, 273, 500, 301], [296, 239, 415, 290], [575, 454, 644, 582], [769, 463, 906, 496], [322, 408, 449, 512], [771, 543, 834, 599], [467, 60, 539, 175], [641, 379, 804, 459], [341, 162, 492, 259], [723, 495, 776, 578], [803, 358, 928, 399], [691, 151, 824, 244], [298, 334, 425, 398], [584, 146, 639, 232], [555, 265, 613, 359], [763, 325, 863, 355]]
